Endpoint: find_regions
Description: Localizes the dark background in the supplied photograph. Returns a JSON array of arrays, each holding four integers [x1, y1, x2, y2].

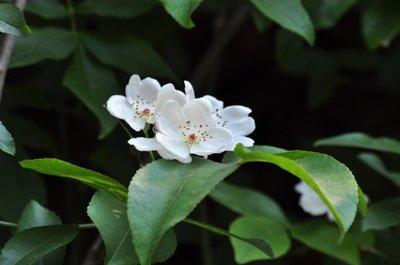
[[0, 1, 399, 264]]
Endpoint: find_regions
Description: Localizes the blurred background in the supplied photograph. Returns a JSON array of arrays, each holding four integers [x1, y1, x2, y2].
[[0, 0, 399, 264]]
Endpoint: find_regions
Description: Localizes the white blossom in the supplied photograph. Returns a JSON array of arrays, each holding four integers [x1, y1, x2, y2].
[[295, 181, 334, 221]]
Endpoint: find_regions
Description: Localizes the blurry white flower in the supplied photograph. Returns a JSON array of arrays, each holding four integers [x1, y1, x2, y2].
[[154, 98, 233, 163], [106, 75, 161, 131], [295, 181, 334, 221]]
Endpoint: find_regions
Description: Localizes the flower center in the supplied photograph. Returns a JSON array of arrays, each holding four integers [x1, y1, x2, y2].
[[188, 133, 197, 143], [179, 121, 211, 145]]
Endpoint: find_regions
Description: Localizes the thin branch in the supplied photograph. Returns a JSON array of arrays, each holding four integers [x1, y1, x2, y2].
[[0, 220, 97, 230], [81, 235, 103, 265], [0, 0, 28, 104]]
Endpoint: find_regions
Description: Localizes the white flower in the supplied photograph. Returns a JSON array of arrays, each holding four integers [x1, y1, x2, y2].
[[154, 98, 233, 163], [106, 75, 161, 131], [295, 181, 334, 221]]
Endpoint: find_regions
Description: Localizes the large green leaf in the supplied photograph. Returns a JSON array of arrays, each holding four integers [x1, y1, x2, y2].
[[0, 3, 30, 35], [159, 0, 204, 28], [0, 121, 15, 155], [18, 201, 65, 265], [25, 0, 68, 19], [0, 225, 78, 265], [0, 154, 46, 222], [358, 153, 400, 188], [249, 0, 315, 45], [87, 191, 177, 265], [290, 221, 360, 265], [362, 0, 400, 50], [230, 216, 291, 264], [362, 198, 400, 231], [63, 46, 118, 138], [235, 144, 358, 234], [10, 27, 76, 68], [209, 182, 288, 224], [82, 33, 177, 80], [77, 0, 157, 18], [304, 0, 358, 29], [315, 132, 400, 156], [19, 158, 127, 201], [127, 158, 239, 265]]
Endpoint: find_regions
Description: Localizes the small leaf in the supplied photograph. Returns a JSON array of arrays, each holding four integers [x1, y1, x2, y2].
[[10, 27, 77, 68], [0, 225, 78, 265], [304, 0, 358, 29], [209, 182, 288, 224], [0, 3, 30, 36], [82, 33, 177, 81], [25, 0, 68, 19], [77, 0, 157, 18], [315, 132, 400, 156], [362, 198, 400, 231], [357, 187, 368, 216], [0, 121, 15, 155], [229, 216, 290, 264], [235, 144, 358, 234], [18, 201, 65, 265], [249, 0, 315, 45], [184, 218, 274, 259], [19, 158, 127, 201], [358, 152, 400, 188], [87, 191, 177, 265], [290, 220, 360, 265], [63, 46, 118, 139], [127, 158, 239, 265], [362, 0, 400, 50], [159, 0, 204, 28]]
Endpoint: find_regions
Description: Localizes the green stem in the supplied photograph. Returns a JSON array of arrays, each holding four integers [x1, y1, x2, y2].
[[144, 125, 156, 161], [0, 220, 96, 230], [118, 120, 134, 138], [66, 0, 78, 34]]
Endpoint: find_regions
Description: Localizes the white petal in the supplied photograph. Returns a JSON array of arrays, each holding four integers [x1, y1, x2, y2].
[[295, 182, 328, 216], [138, 77, 160, 101], [182, 98, 214, 126], [106, 95, 145, 131], [156, 83, 187, 110], [231, 135, 254, 150], [156, 134, 190, 159], [184, 81, 195, 101], [158, 148, 192, 163], [190, 127, 233, 156], [125, 75, 141, 104], [156, 100, 185, 138], [203, 95, 224, 111], [226, 117, 256, 136], [221, 105, 252, 122], [128, 137, 160, 151]]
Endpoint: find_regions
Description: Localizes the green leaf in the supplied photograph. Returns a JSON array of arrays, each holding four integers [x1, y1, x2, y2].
[[362, 198, 400, 231], [290, 221, 360, 265], [19, 158, 127, 201], [82, 33, 177, 81], [63, 46, 118, 139], [304, 0, 358, 29], [315, 132, 400, 156], [77, 0, 157, 18], [0, 154, 46, 222], [0, 3, 30, 36], [251, 7, 271, 33], [230, 216, 290, 264], [184, 218, 274, 259], [87, 191, 177, 265], [358, 152, 400, 188], [127, 158, 239, 265], [362, 0, 400, 50], [18, 201, 65, 265], [25, 0, 68, 19], [209, 182, 288, 224], [249, 0, 315, 45], [357, 187, 368, 216], [0, 225, 78, 265], [159, 0, 203, 28], [0, 121, 15, 155], [235, 144, 358, 234], [10, 27, 76, 68]]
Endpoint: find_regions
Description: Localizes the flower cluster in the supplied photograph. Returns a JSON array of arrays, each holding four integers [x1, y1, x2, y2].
[[106, 75, 255, 163]]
